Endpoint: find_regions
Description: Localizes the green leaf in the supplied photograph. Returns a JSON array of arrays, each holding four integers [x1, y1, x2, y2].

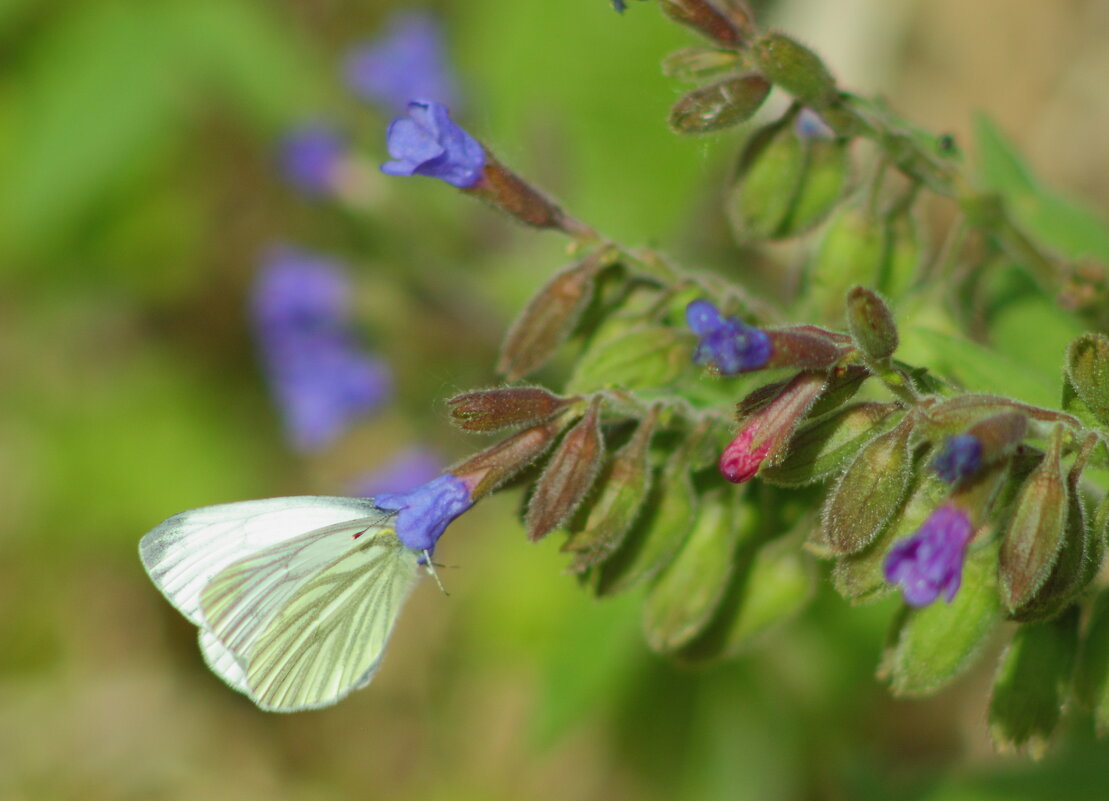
[[880, 540, 1003, 697], [1074, 590, 1109, 736], [988, 608, 1080, 758], [975, 114, 1109, 263]]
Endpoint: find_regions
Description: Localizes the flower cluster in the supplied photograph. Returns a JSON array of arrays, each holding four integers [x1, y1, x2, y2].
[[686, 299, 771, 374], [251, 248, 390, 451]]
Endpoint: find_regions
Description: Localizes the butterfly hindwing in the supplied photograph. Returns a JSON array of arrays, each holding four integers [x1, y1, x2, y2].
[[200, 522, 421, 712]]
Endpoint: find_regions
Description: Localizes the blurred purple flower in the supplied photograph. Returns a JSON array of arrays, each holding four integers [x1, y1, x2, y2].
[[794, 108, 835, 139], [344, 11, 459, 112], [931, 434, 983, 484], [252, 247, 391, 451], [883, 505, 974, 607], [279, 123, 348, 197], [377, 473, 473, 553], [352, 447, 445, 497], [686, 299, 771, 375], [381, 100, 485, 188]]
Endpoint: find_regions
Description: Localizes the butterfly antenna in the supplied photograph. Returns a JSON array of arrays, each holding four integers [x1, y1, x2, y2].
[[423, 550, 450, 596]]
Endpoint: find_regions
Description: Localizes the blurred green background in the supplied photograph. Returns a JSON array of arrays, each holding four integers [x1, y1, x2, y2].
[[3, 1, 1109, 799]]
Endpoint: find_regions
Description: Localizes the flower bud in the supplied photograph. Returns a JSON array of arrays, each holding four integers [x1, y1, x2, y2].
[[752, 32, 838, 109], [498, 254, 605, 381], [563, 410, 658, 573], [720, 371, 829, 482], [661, 47, 743, 81], [925, 394, 1078, 436], [760, 402, 902, 487], [472, 155, 596, 238], [930, 411, 1027, 484], [762, 327, 843, 370], [820, 413, 915, 554], [846, 286, 898, 365], [669, 74, 771, 134], [526, 397, 605, 541], [452, 419, 566, 500], [659, 0, 746, 46], [1065, 333, 1109, 427], [448, 386, 572, 432], [807, 206, 885, 323], [643, 487, 742, 652], [999, 426, 1068, 613]]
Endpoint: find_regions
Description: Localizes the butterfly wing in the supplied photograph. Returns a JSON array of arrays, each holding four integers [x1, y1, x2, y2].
[[139, 496, 386, 627], [200, 523, 421, 712]]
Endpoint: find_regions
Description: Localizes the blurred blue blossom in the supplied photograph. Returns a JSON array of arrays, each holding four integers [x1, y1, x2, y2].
[[381, 100, 485, 188], [883, 505, 973, 607], [344, 10, 459, 112], [377, 473, 473, 553], [686, 299, 771, 374], [931, 434, 983, 484], [279, 123, 349, 197], [252, 247, 391, 451], [353, 446, 445, 497]]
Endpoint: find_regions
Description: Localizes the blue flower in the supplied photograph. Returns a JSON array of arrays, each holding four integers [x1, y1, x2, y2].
[[381, 100, 485, 188], [344, 11, 459, 112], [252, 248, 391, 451], [353, 447, 444, 496], [931, 434, 983, 484], [613, 0, 627, 11], [279, 123, 348, 197], [883, 505, 974, 607], [686, 299, 771, 374], [376, 473, 473, 553]]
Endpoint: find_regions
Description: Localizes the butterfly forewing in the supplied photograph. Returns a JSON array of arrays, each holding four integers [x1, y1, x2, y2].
[[200, 523, 421, 712], [140, 496, 387, 626]]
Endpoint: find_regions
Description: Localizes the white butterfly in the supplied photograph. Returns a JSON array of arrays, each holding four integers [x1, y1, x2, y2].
[[139, 496, 427, 712]]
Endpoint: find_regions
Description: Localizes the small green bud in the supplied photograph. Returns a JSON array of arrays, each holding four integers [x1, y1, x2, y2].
[[669, 74, 771, 134], [448, 386, 572, 432], [846, 286, 898, 366], [566, 326, 692, 394], [752, 32, 838, 109], [879, 539, 1003, 697], [784, 133, 851, 236], [1065, 333, 1109, 427], [988, 608, 1080, 758], [497, 254, 605, 381], [660, 47, 744, 81], [452, 419, 566, 500], [761, 402, 902, 487], [563, 411, 658, 572], [999, 426, 1068, 613], [820, 414, 915, 555], [526, 397, 605, 541], [727, 119, 806, 241], [643, 487, 742, 652], [659, 0, 746, 46]]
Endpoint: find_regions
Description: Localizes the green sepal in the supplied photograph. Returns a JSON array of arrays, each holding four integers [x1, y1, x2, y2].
[[726, 119, 806, 242], [819, 414, 915, 555], [643, 487, 742, 653], [988, 608, 1080, 758], [660, 47, 745, 82], [879, 539, 1003, 697], [752, 32, 838, 109], [566, 326, 693, 395], [760, 402, 902, 488], [669, 74, 771, 135]]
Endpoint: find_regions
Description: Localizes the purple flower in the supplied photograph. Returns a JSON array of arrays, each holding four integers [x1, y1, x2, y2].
[[931, 434, 983, 484], [794, 108, 835, 139], [883, 505, 974, 607], [613, 0, 627, 11], [686, 299, 771, 375], [352, 447, 445, 497], [376, 473, 473, 553], [381, 100, 485, 188], [279, 123, 348, 197], [252, 248, 391, 451], [344, 11, 459, 112]]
